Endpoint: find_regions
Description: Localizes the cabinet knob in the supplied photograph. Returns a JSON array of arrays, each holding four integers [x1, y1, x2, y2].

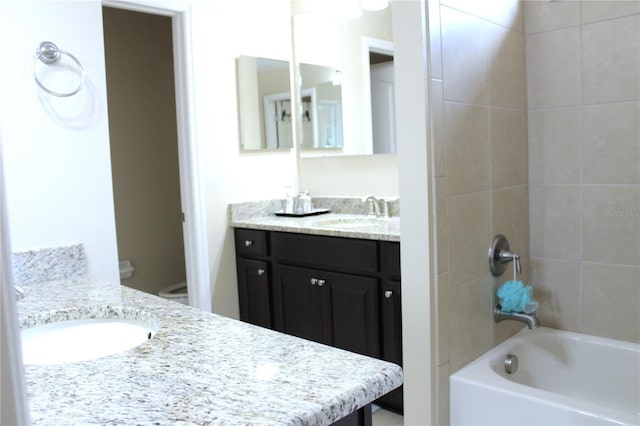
[[384, 290, 393, 298], [317, 279, 325, 287], [244, 240, 253, 247], [257, 269, 265, 276], [310, 278, 318, 285]]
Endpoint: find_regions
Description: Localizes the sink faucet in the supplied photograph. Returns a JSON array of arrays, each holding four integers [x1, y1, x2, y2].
[[15, 285, 25, 301], [363, 195, 389, 218], [493, 304, 540, 329]]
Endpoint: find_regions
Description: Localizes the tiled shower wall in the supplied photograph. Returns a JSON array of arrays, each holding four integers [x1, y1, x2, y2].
[[525, 1, 640, 343], [429, 1, 639, 424], [428, 1, 528, 423]]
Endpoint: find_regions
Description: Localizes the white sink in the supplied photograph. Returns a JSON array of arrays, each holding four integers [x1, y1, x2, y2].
[[21, 317, 157, 365], [313, 217, 399, 229]]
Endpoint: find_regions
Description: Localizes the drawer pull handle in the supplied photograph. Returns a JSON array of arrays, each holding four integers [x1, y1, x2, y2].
[[310, 278, 318, 285], [244, 240, 254, 247], [317, 279, 326, 287], [257, 269, 265, 276], [384, 290, 393, 298]]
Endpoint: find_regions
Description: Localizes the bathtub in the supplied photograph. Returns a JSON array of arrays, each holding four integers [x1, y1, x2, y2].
[[450, 327, 640, 426]]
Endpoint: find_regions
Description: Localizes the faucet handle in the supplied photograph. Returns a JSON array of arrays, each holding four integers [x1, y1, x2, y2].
[[499, 250, 521, 275], [489, 234, 521, 277]]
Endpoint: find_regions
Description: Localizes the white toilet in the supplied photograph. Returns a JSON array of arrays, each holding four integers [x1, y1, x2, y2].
[[158, 282, 189, 305]]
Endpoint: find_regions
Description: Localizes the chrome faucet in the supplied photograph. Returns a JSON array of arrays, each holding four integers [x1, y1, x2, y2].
[[15, 285, 25, 301], [493, 304, 540, 329], [363, 195, 389, 218]]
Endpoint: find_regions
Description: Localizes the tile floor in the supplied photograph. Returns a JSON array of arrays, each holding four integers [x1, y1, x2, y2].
[[372, 407, 403, 426]]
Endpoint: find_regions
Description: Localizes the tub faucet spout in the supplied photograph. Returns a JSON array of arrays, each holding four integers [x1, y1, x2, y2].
[[493, 304, 540, 329]]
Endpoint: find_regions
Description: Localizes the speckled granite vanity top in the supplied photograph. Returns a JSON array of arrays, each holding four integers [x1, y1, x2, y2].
[[14, 247, 403, 425], [229, 197, 400, 242]]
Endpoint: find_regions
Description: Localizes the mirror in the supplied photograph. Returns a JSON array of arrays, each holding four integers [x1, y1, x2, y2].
[[293, 4, 395, 157], [299, 63, 344, 150], [237, 56, 293, 150]]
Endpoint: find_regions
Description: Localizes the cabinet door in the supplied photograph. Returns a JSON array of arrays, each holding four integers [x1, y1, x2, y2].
[[378, 279, 403, 414], [326, 270, 379, 358], [236, 258, 271, 328], [272, 264, 332, 346], [381, 280, 402, 364]]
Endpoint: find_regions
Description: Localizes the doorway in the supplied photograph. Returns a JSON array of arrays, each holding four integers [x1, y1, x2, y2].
[[102, 6, 186, 298], [100, 1, 210, 312]]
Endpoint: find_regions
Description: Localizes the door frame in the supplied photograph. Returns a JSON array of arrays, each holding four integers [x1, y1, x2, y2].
[[102, 0, 211, 312]]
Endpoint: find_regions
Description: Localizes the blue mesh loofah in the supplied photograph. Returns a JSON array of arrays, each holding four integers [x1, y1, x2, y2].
[[497, 280, 539, 314]]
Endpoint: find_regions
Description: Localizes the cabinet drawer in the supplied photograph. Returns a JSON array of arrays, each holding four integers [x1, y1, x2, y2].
[[235, 228, 268, 258], [271, 232, 378, 274]]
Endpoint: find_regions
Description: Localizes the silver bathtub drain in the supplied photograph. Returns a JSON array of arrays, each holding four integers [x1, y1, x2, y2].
[[504, 354, 518, 374]]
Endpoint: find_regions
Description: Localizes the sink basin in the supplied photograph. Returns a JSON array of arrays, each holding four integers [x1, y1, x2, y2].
[[313, 217, 399, 229], [21, 316, 157, 365]]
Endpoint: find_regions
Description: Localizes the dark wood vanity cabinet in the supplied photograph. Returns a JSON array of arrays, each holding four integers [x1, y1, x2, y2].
[[234, 228, 403, 413], [377, 242, 403, 413], [234, 229, 272, 328], [272, 264, 380, 358]]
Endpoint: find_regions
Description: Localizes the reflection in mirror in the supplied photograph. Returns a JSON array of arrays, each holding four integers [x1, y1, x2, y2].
[[293, 4, 394, 157], [299, 63, 344, 150], [237, 56, 293, 150]]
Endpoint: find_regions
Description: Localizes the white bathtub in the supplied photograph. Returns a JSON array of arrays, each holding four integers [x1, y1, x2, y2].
[[450, 327, 640, 426]]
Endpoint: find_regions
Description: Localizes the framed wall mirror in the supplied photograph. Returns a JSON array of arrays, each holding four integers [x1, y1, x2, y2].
[[293, 2, 395, 157], [236, 56, 293, 151]]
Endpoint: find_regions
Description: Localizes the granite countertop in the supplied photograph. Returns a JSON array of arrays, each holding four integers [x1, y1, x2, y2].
[[229, 198, 401, 242], [17, 277, 403, 425]]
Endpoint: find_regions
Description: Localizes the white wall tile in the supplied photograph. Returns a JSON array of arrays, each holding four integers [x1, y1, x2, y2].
[[487, 25, 526, 108], [444, 102, 490, 195], [429, 0, 443, 79], [526, 27, 582, 108], [435, 177, 449, 275], [490, 108, 528, 188], [441, 0, 524, 32], [528, 108, 582, 184], [447, 192, 491, 287], [448, 277, 492, 372], [529, 257, 581, 332], [582, 263, 640, 343], [529, 185, 582, 259], [581, 0, 640, 25], [441, 6, 489, 104], [583, 102, 640, 184], [431, 79, 446, 178], [435, 272, 449, 366], [582, 15, 640, 104], [583, 186, 640, 266], [492, 186, 529, 258], [524, 0, 581, 34]]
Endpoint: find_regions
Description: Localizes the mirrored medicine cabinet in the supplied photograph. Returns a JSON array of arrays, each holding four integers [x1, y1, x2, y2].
[[236, 3, 395, 157]]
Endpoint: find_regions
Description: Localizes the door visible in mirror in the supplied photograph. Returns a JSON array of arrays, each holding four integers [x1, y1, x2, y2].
[[236, 56, 293, 151], [369, 51, 395, 154], [299, 64, 344, 151], [293, 4, 394, 157]]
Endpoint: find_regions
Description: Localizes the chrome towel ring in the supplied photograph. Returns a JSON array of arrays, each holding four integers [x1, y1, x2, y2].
[[33, 41, 85, 97]]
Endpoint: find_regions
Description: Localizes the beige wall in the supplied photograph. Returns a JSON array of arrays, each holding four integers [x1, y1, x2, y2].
[[103, 7, 186, 296], [525, 1, 640, 343], [429, 1, 528, 423]]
